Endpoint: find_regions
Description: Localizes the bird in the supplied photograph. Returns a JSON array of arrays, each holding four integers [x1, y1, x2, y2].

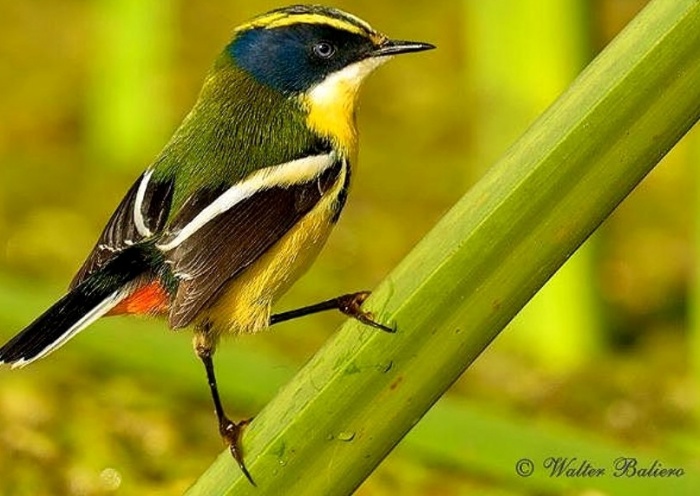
[[0, 4, 434, 483]]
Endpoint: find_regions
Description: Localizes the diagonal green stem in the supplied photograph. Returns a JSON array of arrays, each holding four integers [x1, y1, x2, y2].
[[187, 0, 700, 494]]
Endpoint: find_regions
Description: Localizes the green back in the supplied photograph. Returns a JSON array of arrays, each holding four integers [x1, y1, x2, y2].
[[151, 52, 324, 217]]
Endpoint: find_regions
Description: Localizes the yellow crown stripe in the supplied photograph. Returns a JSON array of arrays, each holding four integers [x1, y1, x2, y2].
[[238, 13, 371, 37], [267, 14, 367, 35], [235, 13, 286, 32]]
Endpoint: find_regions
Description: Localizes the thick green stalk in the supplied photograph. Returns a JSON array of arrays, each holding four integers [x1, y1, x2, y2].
[[188, 0, 700, 493]]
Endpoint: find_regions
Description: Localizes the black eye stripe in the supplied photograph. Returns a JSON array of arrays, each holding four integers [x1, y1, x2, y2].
[[230, 23, 375, 94]]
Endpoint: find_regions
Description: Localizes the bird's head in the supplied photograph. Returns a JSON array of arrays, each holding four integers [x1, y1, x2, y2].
[[226, 5, 434, 153]]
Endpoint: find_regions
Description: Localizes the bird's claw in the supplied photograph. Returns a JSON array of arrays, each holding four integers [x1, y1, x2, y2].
[[337, 291, 395, 333], [219, 417, 255, 486]]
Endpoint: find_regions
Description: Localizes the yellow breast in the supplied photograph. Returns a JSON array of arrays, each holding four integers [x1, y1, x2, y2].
[[200, 163, 349, 337]]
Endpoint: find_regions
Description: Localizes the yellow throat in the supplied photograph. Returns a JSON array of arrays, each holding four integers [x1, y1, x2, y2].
[[302, 56, 390, 158]]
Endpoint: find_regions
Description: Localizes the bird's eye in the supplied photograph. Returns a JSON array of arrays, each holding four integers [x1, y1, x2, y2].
[[313, 41, 336, 59]]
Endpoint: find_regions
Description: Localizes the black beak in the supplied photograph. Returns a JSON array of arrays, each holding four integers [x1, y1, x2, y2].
[[373, 39, 436, 57]]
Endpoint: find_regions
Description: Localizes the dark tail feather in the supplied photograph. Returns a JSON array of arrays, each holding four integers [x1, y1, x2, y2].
[[0, 244, 157, 368]]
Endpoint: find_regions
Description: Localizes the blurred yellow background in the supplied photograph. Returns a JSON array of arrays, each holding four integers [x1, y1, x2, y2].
[[1, 1, 699, 495]]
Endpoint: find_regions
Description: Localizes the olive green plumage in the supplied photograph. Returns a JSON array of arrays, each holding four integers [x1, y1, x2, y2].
[[152, 54, 325, 214]]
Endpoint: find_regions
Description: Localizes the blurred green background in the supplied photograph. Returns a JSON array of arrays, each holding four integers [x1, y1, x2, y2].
[[1, 1, 699, 495]]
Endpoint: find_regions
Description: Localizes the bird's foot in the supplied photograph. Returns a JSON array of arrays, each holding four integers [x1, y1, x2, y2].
[[336, 291, 395, 333], [219, 416, 255, 485]]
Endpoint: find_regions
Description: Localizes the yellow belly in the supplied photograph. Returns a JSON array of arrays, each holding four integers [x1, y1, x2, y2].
[[199, 163, 348, 338]]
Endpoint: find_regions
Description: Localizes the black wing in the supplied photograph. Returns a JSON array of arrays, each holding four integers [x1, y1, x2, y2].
[[71, 171, 175, 288], [163, 159, 345, 328]]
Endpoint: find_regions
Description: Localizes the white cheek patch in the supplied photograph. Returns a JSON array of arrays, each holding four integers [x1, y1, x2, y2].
[[308, 56, 391, 107]]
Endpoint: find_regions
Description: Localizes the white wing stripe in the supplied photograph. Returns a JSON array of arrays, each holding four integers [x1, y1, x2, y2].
[[134, 169, 155, 237], [157, 153, 335, 252], [10, 289, 127, 369]]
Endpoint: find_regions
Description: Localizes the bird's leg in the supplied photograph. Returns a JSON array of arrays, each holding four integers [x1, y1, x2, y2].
[[270, 291, 394, 333], [195, 343, 255, 485]]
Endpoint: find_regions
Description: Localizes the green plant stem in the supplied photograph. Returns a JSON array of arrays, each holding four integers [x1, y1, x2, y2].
[[187, 0, 700, 493]]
